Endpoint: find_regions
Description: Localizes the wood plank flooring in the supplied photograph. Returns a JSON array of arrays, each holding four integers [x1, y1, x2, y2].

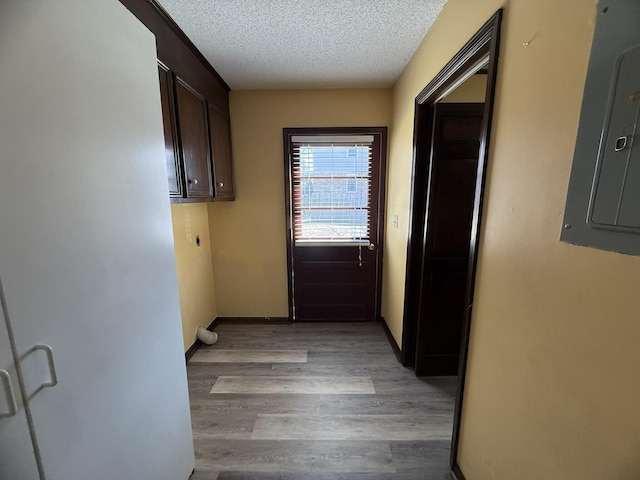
[[192, 350, 308, 364], [187, 322, 457, 480], [211, 376, 376, 395]]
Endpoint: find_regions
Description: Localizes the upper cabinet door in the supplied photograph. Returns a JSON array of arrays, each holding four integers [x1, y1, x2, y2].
[[175, 77, 214, 198], [157, 63, 183, 198], [208, 105, 235, 199]]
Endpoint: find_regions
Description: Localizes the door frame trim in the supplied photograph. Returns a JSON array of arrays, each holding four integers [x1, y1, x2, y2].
[[398, 10, 503, 472], [283, 127, 388, 322]]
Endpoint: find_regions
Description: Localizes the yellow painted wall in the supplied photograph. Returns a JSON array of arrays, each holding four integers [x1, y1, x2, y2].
[[208, 89, 392, 316], [171, 203, 218, 350], [441, 74, 487, 103], [387, 0, 640, 478]]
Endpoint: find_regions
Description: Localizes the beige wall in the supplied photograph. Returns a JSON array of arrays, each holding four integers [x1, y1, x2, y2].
[[441, 74, 487, 103], [171, 203, 218, 350], [388, 0, 640, 478], [208, 89, 392, 317]]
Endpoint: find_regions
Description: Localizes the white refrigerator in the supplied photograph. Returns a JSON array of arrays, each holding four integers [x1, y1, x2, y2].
[[0, 1, 195, 479]]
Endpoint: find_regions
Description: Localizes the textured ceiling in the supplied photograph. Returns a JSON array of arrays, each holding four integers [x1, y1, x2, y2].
[[155, 0, 448, 90]]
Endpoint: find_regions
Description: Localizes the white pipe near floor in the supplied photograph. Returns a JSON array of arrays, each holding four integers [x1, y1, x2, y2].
[[197, 326, 218, 345]]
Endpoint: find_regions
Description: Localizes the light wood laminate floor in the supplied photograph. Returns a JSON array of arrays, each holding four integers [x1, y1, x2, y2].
[[187, 322, 457, 480]]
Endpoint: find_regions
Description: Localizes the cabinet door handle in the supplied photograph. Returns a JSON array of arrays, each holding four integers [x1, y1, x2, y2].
[[0, 369, 18, 418], [217, 182, 224, 188], [29, 344, 58, 395], [188, 178, 198, 186]]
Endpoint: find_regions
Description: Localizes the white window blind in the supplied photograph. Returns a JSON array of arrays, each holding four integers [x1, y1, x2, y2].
[[291, 135, 373, 244]]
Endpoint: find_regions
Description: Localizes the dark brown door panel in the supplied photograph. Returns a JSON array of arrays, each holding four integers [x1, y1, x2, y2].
[[284, 127, 387, 322], [175, 77, 213, 198], [157, 63, 183, 197], [414, 103, 484, 375]]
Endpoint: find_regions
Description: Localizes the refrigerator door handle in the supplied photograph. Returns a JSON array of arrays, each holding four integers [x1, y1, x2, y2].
[[29, 345, 58, 394], [0, 369, 18, 418]]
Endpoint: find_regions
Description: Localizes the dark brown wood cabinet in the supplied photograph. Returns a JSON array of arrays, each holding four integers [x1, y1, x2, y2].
[[157, 63, 183, 198], [175, 77, 214, 198], [159, 70, 235, 202], [121, 0, 234, 202], [208, 105, 234, 199]]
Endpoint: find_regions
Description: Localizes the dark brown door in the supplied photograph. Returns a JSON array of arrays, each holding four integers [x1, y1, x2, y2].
[[284, 128, 387, 322], [415, 103, 484, 375], [174, 77, 213, 198]]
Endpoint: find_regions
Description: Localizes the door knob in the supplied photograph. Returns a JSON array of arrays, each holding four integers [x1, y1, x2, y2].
[[188, 178, 198, 186], [368, 242, 376, 251], [217, 182, 224, 187]]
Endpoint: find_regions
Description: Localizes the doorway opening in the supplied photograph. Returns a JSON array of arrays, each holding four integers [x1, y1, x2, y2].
[[399, 10, 502, 476], [414, 100, 485, 377]]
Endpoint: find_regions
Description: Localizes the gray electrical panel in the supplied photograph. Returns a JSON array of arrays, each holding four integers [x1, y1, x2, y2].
[[561, 0, 640, 255]]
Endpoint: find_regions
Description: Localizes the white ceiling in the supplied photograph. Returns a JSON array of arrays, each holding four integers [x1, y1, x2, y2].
[[155, 0, 448, 90]]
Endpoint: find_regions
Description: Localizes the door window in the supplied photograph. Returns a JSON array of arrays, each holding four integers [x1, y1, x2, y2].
[[291, 135, 374, 245]]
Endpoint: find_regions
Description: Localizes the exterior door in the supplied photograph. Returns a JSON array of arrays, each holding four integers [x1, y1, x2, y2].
[[415, 104, 484, 375], [284, 128, 387, 321]]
